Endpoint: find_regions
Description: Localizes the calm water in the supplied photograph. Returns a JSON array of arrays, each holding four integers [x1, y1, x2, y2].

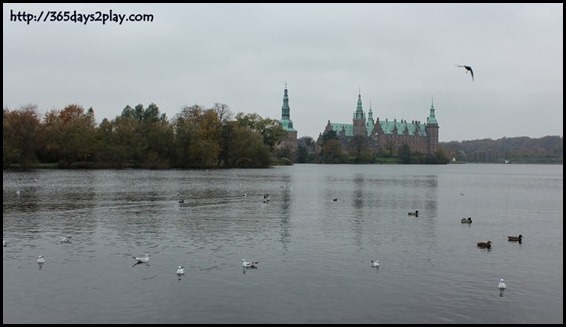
[[3, 164, 563, 324]]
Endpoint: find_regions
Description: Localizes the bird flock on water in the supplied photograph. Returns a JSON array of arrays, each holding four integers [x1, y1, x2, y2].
[[7, 172, 518, 297]]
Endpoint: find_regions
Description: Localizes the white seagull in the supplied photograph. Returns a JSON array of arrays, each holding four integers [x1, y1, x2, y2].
[[133, 254, 150, 264], [371, 260, 380, 267], [60, 236, 71, 243], [37, 255, 46, 264], [242, 259, 259, 268], [498, 278, 506, 290], [3, 240, 8, 247], [176, 266, 185, 275]]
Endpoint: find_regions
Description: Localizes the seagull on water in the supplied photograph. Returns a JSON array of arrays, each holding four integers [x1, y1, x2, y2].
[[3, 240, 8, 247], [371, 260, 380, 267], [176, 266, 185, 275], [242, 259, 259, 268], [456, 65, 474, 81], [60, 236, 72, 243], [498, 278, 506, 290], [37, 255, 46, 264], [133, 254, 150, 264]]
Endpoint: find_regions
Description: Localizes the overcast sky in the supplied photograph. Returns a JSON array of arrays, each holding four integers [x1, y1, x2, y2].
[[3, 3, 563, 142]]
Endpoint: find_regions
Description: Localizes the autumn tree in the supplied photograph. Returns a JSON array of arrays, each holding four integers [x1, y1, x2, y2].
[[174, 105, 222, 168], [3, 105, 42, 169], [42, 104, 97, 167], [321, 139, 345, 164]]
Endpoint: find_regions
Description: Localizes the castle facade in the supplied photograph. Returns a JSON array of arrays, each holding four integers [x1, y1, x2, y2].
[[316, 93, 439, 156], [276, 87, 440, 160]]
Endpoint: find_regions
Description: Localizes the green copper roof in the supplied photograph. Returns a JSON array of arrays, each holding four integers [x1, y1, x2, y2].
[[280, 119, 296, 132], [280, 84, 296, 132], [325, 94, 436, 139], [354, 93, 365, 120], [366, 107, 374, 137], [329, 120, 428, 137], [330, 123, 354, 136], [379, 119, 426, 136], [427, 101, 438, 125]]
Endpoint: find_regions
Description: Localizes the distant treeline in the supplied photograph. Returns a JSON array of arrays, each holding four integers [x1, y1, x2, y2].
[[441, 136, 563, 163], [4, 103, 561, 169], [3, 103, 290, 169]]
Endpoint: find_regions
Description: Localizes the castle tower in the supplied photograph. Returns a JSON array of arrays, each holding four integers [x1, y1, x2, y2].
[[425, 98, 439, 155], [352, 91, 367, 136], [366, 100, 375, 136], [279, 82, 298, 159]]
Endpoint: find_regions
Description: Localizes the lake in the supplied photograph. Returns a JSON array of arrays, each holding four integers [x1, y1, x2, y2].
[[3, 164, 563, 323]]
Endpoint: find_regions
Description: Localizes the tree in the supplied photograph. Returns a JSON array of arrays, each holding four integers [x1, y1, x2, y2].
[[348, 135, 373, 163], [321, 139, 345, 164], [3, 105, 42, 169], [234, 112, 287, 152], [399, 143, 412, 164], [174, 105, 222, 168], [49, 104, 97, 167], [296, 136, 315, 163], [220, 122, 271, 168], [321, 130, 338, 144], [297, 145, 309, 163]]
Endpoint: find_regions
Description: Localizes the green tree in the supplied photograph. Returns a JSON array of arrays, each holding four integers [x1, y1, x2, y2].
[[297, 145, 309, 163], [174, 105, 222, 168], [220, 122, 271, 168], [3, 105, 42, 169], [235, 112, 287, 152], [321, 139, 345, 164], [399, 143, 412, 164]]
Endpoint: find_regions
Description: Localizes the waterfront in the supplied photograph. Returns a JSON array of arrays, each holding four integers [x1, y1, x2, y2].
[[3, 164, 563, 323]]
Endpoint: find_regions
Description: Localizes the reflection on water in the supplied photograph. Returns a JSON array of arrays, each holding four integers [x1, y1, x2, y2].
[[3, 165, 563, 324]]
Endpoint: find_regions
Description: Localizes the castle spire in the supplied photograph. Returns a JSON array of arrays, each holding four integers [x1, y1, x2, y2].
[[355, 90, 364, 119], [281, 82, 290, 121], [427, 96, 438, 125], [280, 82, 296, 132]]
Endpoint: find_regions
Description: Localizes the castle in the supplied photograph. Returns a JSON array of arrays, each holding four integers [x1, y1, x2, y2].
[[278, 83, 298, 156], [277, 85, 439, 160], [316, 92, 439, 156]]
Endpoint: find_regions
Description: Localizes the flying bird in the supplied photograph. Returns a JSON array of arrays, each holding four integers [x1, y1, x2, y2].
[[456, 65, 474, 81]]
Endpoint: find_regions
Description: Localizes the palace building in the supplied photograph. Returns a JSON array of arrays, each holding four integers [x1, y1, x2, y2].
[[316, 92, 439, 156], [276, 86, 439, 161]]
